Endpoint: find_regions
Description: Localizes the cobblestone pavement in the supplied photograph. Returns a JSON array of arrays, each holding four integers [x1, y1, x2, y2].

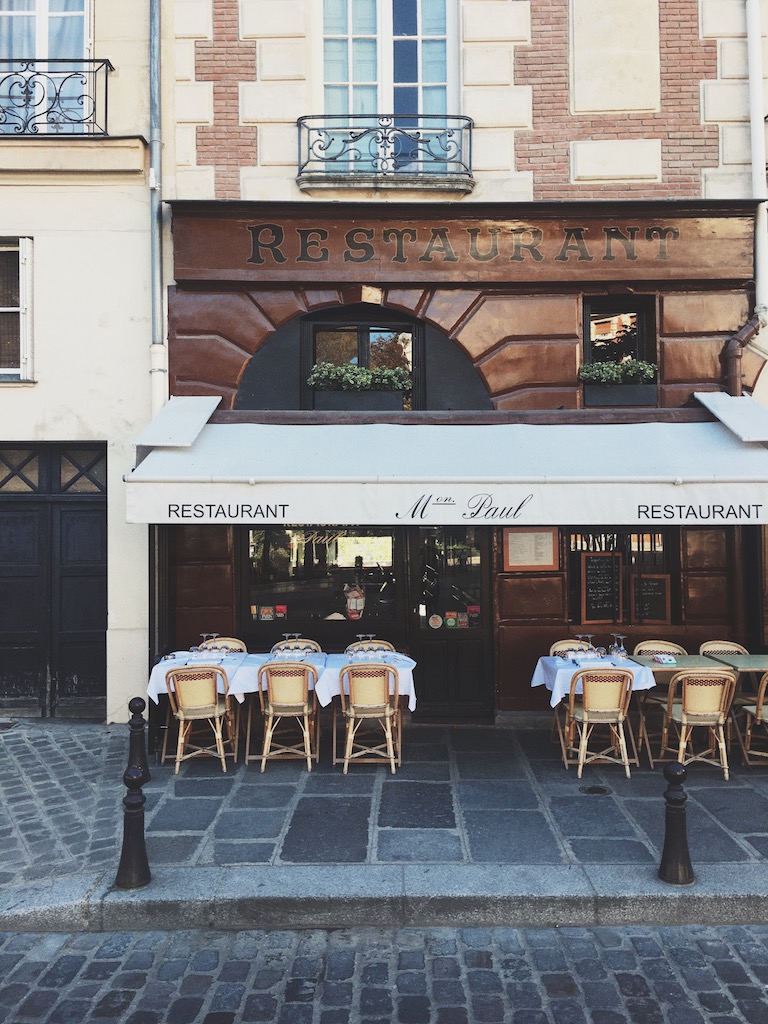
[[0, 925, 767, 1023]]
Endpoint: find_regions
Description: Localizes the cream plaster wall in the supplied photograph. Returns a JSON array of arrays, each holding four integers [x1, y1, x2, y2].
[[0, 184, 153, 722]]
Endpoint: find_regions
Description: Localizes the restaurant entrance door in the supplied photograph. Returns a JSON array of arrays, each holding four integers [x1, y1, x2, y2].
[[406, 527, 494, 720]]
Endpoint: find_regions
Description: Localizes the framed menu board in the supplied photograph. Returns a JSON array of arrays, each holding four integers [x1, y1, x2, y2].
[[503, 528, 558, 571], [630, 574, 671, 624], [581, 552, 623, 623]]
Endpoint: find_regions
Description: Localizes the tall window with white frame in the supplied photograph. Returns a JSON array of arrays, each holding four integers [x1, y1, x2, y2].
[[0, 240, 31, 382], [321, 0, 454, 174], [0, 0, 89, 135]]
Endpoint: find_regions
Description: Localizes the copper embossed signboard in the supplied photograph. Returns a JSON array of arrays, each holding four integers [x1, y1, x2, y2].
[[171, 203, 754, 284]]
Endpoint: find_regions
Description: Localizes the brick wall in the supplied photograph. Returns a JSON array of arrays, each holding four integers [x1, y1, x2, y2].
[[515, 0, 720, 199]]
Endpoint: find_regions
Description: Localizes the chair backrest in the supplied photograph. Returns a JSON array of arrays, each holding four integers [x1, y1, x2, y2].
[[258, 661, 317, 707], [199, 636, 247, 652], [670, 669, 736, 721], [270, 638, 322, 653], [752, 672, 768, 724], [699, 640, 749, 656], [341, 663, 398, 709], [572, 668, 633, 717], [633, 639, 688, 656], [345, 639, 396, 653], [166, 666, 227, 714], [549, 639, 591, 656]]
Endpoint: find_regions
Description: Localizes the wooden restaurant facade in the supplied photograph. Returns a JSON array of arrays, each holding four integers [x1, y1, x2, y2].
[[126, 198, 768, 721]]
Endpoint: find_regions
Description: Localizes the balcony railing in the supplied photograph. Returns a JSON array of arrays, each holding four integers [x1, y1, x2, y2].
[[297, 114, 473, 185], [0, 59, 114, 136]]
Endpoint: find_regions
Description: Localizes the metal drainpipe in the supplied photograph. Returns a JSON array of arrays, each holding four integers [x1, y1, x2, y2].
[[149, 0, 166, 416], [723, 0, 768, 393], [148, 0, 166, 673]]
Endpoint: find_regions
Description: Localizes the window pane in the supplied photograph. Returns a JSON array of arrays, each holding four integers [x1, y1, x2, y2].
[[418, 527, 483, 630], [316, 328, 359, 365], [50, 0, 85, 11], [324, 85, 348, 114], [0, 2, 34, 10], [352, 37, 376, 81], [352, 84, 376, 115], [324, 39, 348, 82], [249, 528, 398, 626], [0, 450, 38, 492], [394, 38, 417, 83], [0, 311, 20, 369], [422, 39, 446, 83], [394, 84, 417, 115], [324, 0, 348, 34], [422, 0, 446, 35], [393, 0, 417, 36], [589, 307, 640, 363], [352, 0, 376, 33], [369, 329, 412, 372], [0, 16, 34, 59], [48, 14, 84, 57], [0, 250, 20, 306], [422, 85, 446, 115]]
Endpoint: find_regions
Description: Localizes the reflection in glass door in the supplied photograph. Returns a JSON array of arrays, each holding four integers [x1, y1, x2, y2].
[[408, 527, 493, 719]]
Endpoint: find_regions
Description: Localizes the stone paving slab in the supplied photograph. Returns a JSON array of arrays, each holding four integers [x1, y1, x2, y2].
[[3, 718, 768, 932]]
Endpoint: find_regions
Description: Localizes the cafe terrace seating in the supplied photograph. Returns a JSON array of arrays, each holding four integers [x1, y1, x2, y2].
[[740, 671, 768, 765], [335, 662, 401, 774], [163, 665, 237, 774], [251, 660, 320, 772], [658, 668, 737, 779], [199, 637, 247, 652], [556, 667, 638, 779]]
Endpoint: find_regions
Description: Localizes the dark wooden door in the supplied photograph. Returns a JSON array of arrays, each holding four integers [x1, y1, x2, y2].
[[407, 527, 494, 719], [0, 445, 107, 718]]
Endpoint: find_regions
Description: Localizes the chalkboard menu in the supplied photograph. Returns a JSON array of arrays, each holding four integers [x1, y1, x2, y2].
[[630, 574, 671, 624], [580, 552, 623, 624]]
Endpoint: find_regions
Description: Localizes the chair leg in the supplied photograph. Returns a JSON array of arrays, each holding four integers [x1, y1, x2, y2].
[[343, 718, 356, 774], [302, 713, 312, 772], [577, 722, 589, 779], [616, 721, 631, 779], [384, 717, 396, 774], [261, 713, 275, 773], [717, 724, 729, 780], [213, 718, 227, 773]]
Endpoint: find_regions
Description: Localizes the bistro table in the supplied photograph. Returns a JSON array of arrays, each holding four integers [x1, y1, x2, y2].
[[531, 654, 656, 708], [147, 650, 328, 705], [628, 654, 725, 675], [315, 652, 418, 711]]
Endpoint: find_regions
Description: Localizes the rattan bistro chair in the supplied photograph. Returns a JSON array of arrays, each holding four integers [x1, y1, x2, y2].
[[633, 640, 688, 766], [163, 665, 237, 774], [699, 641, 754, 751], [739, 671, 768, 765], [335, 662, 401, 774], [250, 660, 319, 772], [199, 636, 247, 652], [549, 639, 592, 657], [557, 667, 638, 779], [270, 638, 322, 654], [658, 669, 737, 779], [344, 639, 396, 654]]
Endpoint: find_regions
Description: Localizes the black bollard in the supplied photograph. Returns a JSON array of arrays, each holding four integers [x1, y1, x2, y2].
[[115, 698, 151, 890], [658, 761, 694, 885], [127, 696, 151, 782]]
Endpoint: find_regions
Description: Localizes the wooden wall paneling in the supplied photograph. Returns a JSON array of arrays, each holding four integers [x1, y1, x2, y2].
[[496, 574, 568, 621], [171, 526, 236, 648]]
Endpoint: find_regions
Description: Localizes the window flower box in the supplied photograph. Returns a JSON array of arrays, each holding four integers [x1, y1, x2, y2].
[[579, 358, 658, 408], [313, 389, 405, 411], [307, 361, 411, 410]]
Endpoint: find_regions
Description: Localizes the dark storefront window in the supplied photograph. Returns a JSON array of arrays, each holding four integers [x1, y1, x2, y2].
[[566, 529, 679, 626], [246, 527, 401, 639], [417, 527, 484, 629]]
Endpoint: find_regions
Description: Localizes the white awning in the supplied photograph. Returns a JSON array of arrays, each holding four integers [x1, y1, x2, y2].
[[124, 401, 768, 527]]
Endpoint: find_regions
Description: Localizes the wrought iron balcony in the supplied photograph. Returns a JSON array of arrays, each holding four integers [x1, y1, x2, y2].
[[297, 114, 474, 190], [0, 59, 114, 136]]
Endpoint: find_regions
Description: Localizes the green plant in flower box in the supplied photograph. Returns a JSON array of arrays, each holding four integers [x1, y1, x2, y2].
[[307, 361, 412, 391], [578, 359, 657, 385]]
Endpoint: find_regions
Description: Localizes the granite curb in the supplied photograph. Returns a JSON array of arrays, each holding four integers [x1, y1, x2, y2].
[[3, 862, 768, 934]]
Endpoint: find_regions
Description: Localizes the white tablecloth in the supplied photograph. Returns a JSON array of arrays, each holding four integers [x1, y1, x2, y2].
[[315, 652, 418, 712], [147, 651, 328, 705], [530, 655, 656, 708]]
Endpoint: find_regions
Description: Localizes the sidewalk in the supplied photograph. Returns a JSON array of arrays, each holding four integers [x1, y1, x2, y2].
[[2, 716, 768, 932]]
